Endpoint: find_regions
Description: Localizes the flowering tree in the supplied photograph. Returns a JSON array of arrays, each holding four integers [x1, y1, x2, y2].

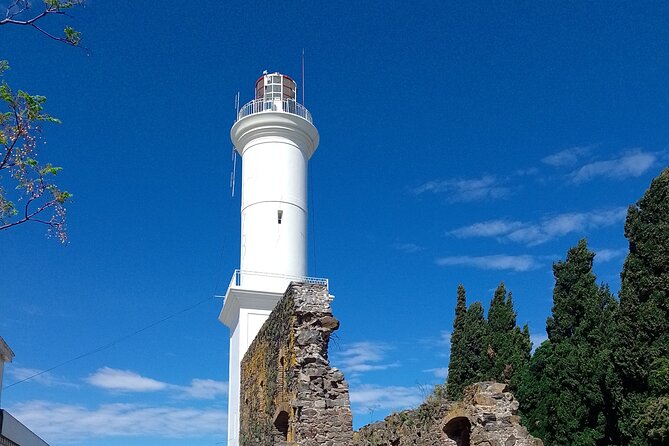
[[0, 1, 83, 242], [0, 62, 70, 241]]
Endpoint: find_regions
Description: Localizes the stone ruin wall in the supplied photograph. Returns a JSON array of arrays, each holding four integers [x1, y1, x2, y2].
[[239, 283, 354, 446], [352, 382, 544, 446], [239, 283, 543, 446]]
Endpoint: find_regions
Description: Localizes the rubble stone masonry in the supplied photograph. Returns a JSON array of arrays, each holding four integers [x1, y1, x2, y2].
[[239, 283, 543, 446], [239, 283, 353, 446]]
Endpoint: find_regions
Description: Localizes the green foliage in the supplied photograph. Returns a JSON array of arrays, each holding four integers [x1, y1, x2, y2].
[[518, 239, 618, 446], [486, 282, 531, 389], [446, 285, 489, 400], [64, 26, 81, 46], [447, 283, 532, 400], [614, 168, 669, 446], [0, 62, 69, 241], [637, 396, 669, 445]]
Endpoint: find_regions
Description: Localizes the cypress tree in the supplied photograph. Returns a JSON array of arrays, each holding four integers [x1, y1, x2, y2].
[[486, 282, 531, 388], [615, 167, 669, 446], [446, 284, 470, 399], [518, 239, 617, 446], [447, 285, 489, 400]]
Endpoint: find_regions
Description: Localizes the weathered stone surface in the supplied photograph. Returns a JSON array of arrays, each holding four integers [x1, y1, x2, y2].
[[352, 382, 543, 446], [239, 283, 541, 446], [239, 283, 353, 446]]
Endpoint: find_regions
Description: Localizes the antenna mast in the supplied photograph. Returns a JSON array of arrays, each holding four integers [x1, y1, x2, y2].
[[230, 91, 240, 197], [301, 49, 305, 106]]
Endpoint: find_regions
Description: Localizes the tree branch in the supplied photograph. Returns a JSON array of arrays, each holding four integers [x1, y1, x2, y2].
[[0, 198, 58, 231], [0, 10, 50, 26], [1, 1, 83, 46], [0, 109, 23, 171], [30, 22, 78, 46]]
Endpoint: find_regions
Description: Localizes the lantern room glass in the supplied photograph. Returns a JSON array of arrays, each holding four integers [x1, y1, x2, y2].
[[255, 73, 296, 101]]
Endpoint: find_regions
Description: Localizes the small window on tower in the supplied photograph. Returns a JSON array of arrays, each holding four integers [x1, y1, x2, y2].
[[277, 210, 283, 224]]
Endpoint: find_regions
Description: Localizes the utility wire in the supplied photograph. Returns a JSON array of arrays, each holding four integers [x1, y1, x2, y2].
[[3, 295, 215, 391]]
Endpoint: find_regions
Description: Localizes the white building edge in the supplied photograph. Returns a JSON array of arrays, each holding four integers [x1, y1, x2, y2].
[[0, 337, 50, 446]]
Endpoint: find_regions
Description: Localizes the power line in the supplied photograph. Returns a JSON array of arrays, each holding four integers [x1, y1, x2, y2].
[[3, 295, 216, 391]]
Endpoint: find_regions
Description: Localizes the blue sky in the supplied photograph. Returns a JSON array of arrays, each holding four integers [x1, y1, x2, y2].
[[1, 1, 668, 444]]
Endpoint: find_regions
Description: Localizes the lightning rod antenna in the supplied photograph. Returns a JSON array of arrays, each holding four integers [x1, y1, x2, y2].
[[230, 91, 240, 198], [302, 48, 305, 106]]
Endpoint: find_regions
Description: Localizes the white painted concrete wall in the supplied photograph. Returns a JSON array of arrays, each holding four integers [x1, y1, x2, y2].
[[232, 112, 318, 292]]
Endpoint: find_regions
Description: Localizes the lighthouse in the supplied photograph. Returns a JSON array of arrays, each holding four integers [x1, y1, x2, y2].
[[219, 72, 323, 446]]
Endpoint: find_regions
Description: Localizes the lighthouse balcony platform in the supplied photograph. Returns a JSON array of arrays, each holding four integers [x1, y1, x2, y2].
[[237, 98, 313, 124], [227, 269, 327, 293], [219, 270, 329, 329]]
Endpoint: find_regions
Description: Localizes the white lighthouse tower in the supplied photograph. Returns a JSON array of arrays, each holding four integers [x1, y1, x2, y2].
[[219, 72, 323, 446]]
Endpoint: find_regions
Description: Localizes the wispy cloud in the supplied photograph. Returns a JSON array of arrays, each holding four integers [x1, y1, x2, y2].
[[423, 367, 449, 379], [7, 366, 75, 388], [392, 242, 425, 254], [570, 151, 657, 183], [8, 400, 226, 443], [435, 255, 540, 272], [333, 342, 397, 375], [530, 334, 548, 353], [412, 175, 510, 202], [449, 220, 525, 238], [87, 367, 167, 392], [179, 378, 228, 400], [542, 145, 593, 167], [594, 248, 627, 264], [86, 367, 227, 399], [448, 207, 627, 246], [349, 384, 423, 414]]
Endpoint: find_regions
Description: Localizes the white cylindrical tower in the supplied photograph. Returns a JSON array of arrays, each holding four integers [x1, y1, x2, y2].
[[232, 72, 319, 291], [220, 72, 322, 446]]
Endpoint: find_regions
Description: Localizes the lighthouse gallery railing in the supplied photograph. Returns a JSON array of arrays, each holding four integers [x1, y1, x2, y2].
[[228, 269, 328, 289], [237, 99, 313, 124]]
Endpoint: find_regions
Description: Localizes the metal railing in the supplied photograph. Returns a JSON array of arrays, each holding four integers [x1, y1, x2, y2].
[[237, 98, 313, 124], [228, 269, 328, 289]]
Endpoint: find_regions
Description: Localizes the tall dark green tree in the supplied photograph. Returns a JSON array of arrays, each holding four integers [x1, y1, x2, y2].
[[447, 285, 489, 400], [486, 282, 531, 389], [518, 239, 617, 446], [614, 167, 669, 446]]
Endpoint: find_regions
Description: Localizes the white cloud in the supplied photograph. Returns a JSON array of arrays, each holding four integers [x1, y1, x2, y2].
[[7, 366, 75, 388], [392, 242, 425, 254], [530, 334, 548, 353], [594, 248, 627, 264], [435, 255, 540, 272], [7, 400, 226, 443], [449, 220, 524, 238], [87, 367, 167, 392], [412, 175, 510, 202], [86, 367, 227, 399], [333, 342, 397, 375], [449, 207, 627, 246], [423, 367, 449, 379], [542, 145, 592, 167], [570, 151, 656, 183], [180, 378, 228, 400], [349, 384, 423, 414]]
